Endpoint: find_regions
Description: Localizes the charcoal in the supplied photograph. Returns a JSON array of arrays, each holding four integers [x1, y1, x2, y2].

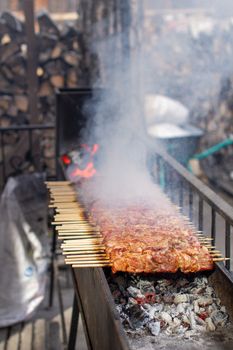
[[211, 310, 228, 327], [126, 304, 149, 330], [127, 286, 142, 298], [137, 280, 155, 294], [205, 317, 216, 331], [109, 272, 231, 341], [148, 321, 160, 336]]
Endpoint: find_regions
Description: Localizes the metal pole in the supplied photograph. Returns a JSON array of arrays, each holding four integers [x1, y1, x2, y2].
[[23, 0, 39, 124]]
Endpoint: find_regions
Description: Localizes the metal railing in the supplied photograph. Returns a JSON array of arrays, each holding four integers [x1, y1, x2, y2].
[[0, 124, 55, 191], [154, 148, 233, 272]]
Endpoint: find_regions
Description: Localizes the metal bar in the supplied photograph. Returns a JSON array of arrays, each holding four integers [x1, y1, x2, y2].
[[211, 208, 216, 245], [0, 132, 6, 185], [28, 130, 32, 151], [71, 269, 93, 350], [179, 180, 183, 211], [225, 222, 231, 270], [49, 224, 57, 308], [0, 124, 54, 132], [189, 185, 193, 221], [198, 197, 203, 231], [164, 163, 169, 194], [54, 260, 68, 345], [23, 0, 39, 124], [159, 157, 165, 190], [28, 129, 33, 166], [68, 293, 80, 350], [155, 149, 233, 225]]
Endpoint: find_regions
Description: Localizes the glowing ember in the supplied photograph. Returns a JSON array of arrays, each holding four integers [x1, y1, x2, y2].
[[63, 143, 99, 181], [61, 154, 71, 165], [71, 162, 96, 179]]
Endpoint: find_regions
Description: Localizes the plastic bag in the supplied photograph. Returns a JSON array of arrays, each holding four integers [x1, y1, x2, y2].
[[0, 174, 49, 327], [145, 94, 189, 126]]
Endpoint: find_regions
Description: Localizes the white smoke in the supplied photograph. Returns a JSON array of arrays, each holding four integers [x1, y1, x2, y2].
[[80, 0, 233, 204]]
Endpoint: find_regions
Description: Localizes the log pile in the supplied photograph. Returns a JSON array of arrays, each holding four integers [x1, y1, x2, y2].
[[0, 10, 96, 127], [0, 10, 99, 184]]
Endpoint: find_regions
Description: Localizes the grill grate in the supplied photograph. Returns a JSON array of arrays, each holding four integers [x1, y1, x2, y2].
[[46, 181, 229, 271]]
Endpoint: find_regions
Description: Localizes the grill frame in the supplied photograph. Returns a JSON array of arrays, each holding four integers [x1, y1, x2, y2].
[[55, 88, 233, 350]]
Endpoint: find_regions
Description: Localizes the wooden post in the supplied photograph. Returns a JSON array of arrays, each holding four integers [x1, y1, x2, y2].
[[23, 0, 39, 124]]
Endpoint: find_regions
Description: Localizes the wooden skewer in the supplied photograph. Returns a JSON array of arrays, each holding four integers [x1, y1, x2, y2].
[[52, 202, 79, 206], [62, 243, 104, 248], [64, 252, 108, 257], [48, 189, 74, 193], [58, 223, 96, 227], [59, 236, 102, 240], [53, 220, 86, 224], [53, 217, 86, 220], [51, 193, 77, 196], [198, 238, 214, 241], [72, 263, 110, 268], [49, 190, 76, 194], [60, 237, 102, 242], [55, 209, 84, 212], [50, 198, 76, 205], [66, 262, 110, 267], [53, 208, 83, 211], [57, 231, 100, 235], [59, 229, 99, 234], [61, 244, 105, 249], [62, 247, 106, 252], [54, 213, 85, 216], [53, 219, 87, 223], [213, 258, 230, 262], [57, 228, 99, 232], [55, 215, 87, 219], [51, 205, 81, 209], [57, 217, 88, 220], [49, 189, 76, 192], [62, 239, 103, 244], [53, 219, 86, 223], [63, 248, 106, 252], [58, 232, 101, 237], [51, 196, 77, 198], [58, 230, 99, 235], [65, 253, 108, 258], [64, 238, 103, 246], [65, 258, 110, 263], [46, 181, 72, 185], [58, 220, 91, 224], [57, 226, 98, 230], [209, 253, 222, 257], [66, 262, 110, 266], [51, 198, 79, 201]]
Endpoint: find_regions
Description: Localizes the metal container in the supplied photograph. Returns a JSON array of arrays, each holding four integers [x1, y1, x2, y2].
[[154, 124, 203, 165]]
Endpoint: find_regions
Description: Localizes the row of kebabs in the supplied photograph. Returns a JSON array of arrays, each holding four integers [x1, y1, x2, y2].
[[85, 192, 214, 274]]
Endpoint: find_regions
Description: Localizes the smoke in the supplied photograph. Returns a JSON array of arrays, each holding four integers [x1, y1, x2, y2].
[[80, 0, 233, 204]]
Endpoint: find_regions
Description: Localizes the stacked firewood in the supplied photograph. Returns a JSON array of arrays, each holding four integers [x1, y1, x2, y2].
[[0, 10, 96, 127]]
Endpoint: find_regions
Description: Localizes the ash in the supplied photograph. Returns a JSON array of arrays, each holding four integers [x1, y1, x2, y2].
[[107, 273, 233, 350]]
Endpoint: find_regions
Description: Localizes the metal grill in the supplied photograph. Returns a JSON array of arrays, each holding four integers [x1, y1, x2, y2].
[[154, 148, 233, 272]]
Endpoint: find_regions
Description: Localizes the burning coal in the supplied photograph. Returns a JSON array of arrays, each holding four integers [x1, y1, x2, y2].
[[107, 272, 233, 349]]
